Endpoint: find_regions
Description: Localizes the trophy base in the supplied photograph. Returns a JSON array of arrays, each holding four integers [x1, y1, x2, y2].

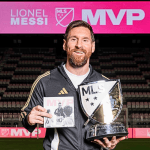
[[86, 122, 128, 141]]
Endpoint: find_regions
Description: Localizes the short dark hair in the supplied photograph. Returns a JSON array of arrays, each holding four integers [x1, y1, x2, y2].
[[63, 106, 73, 117], [64, 20, 95, 42]]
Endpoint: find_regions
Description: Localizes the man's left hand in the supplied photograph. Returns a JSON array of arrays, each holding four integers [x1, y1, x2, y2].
[[92, 136, 126, 150]]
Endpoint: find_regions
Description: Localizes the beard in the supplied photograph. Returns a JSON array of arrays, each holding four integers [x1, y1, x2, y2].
[[67, 48, 92, 68]]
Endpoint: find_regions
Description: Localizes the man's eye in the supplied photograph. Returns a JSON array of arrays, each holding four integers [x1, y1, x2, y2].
[[71, 38, 76, 41], [83, 39, 88, 42]]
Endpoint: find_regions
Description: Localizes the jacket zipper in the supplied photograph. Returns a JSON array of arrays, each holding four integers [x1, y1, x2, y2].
[[76, 89, 83, 150], [62, 76, 83, 150], [59, 64, 94, 150]]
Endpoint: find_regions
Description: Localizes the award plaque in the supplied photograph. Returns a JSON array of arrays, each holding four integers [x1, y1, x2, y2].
[[78, 79, 128, 141]]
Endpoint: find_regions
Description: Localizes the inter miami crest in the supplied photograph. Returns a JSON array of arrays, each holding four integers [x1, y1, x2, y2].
[[55, 8, 74, 27]]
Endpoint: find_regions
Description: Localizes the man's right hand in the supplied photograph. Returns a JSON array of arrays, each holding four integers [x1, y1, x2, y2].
[[27, 105, 52, 125]]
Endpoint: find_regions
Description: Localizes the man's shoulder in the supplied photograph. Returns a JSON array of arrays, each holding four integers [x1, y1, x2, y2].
[[101, 74, 110, 80], [36, 67, 58, 83], [36, 71, 51, 83], [29, 71, 51, 90], [93, 69, 109, 81]]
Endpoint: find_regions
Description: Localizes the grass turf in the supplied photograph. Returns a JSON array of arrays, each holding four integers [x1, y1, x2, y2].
[[0, 138, 149, 150]]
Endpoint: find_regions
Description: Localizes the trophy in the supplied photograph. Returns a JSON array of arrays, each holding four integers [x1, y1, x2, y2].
[[78, 79, 128, 141]]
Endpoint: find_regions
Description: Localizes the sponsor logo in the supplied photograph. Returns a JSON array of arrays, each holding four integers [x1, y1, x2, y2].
[[55, 8, 74, 27], [82, 9, 145, 25], [58, 88, 68, 95], [11, 9, 48, 25]]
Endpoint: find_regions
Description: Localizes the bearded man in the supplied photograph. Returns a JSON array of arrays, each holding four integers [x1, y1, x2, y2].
[[21, 20, 125, 150]]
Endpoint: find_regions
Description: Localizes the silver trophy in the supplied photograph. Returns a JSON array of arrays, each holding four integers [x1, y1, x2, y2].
[[78, 79, 128, 141]]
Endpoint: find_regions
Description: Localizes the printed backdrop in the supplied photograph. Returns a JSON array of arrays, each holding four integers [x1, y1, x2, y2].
[[0, 128, 150, 138], [0, 2, 150, 33]]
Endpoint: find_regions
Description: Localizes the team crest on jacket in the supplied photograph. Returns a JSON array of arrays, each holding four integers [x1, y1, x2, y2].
[[55, 8, 74, 27]]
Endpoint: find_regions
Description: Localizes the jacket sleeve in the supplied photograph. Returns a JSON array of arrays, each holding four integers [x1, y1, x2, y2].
[[20, 76, 45, 133]]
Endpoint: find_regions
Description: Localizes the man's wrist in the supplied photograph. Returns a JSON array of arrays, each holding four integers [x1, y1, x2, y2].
[[27, 114, 35, 126]]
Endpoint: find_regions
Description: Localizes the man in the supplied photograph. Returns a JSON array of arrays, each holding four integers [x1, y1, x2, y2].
[[54, 102, 65, 123], [21, 20, 125, 150], [45, 109, 54, 127], [62, 105, 74, 127]]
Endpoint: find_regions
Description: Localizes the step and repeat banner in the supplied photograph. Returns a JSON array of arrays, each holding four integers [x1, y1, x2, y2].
[[0, 2, 150, 33], [0, 127, 46, 138], [0, 128, 150, 138]]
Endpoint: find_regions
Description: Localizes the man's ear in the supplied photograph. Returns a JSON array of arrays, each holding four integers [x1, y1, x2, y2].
[[92, 41, 95, 53], [63, 39, 67, 51]]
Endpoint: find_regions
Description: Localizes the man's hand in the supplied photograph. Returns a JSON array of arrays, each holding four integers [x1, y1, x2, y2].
[[28, 105, 52, 125], [92, 136, 126, 150]]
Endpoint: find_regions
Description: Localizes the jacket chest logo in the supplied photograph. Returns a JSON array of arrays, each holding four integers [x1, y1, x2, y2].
[[58, 88, 68, 95]]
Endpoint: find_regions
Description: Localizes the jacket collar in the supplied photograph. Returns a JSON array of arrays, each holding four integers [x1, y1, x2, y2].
[[57, 62, 98, 86]]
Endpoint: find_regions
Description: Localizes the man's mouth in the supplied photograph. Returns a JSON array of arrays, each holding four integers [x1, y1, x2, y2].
[[74, 51, 84, 54]]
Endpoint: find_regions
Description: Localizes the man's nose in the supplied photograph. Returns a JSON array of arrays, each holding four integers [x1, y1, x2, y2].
[[75, 39, 82, 49]]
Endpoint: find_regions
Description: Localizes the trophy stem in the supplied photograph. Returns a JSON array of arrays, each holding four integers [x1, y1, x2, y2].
[[84, 118, 90, 126]]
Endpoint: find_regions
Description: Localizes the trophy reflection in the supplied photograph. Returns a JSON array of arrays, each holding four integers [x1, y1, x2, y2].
[[79, 79, 128, 141]]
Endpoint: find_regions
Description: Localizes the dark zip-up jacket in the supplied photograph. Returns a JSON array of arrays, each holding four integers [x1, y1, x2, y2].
[[21, 62, 109, 150]]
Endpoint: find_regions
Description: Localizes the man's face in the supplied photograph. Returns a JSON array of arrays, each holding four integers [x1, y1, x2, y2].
[[63, 26, 95, 68], [58, 104, 61, 109]]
